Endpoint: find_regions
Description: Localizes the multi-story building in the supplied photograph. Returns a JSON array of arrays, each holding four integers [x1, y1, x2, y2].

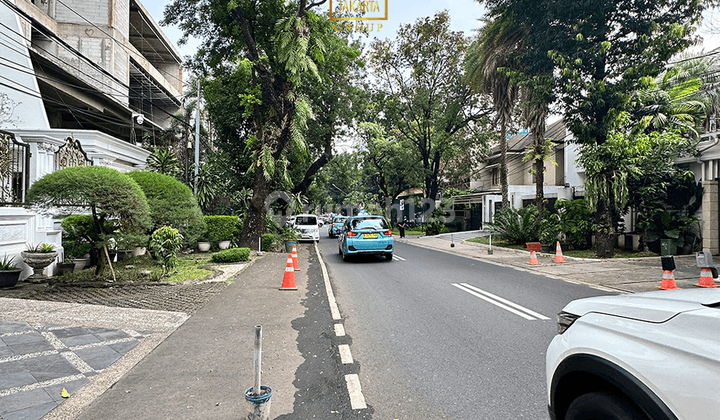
[[0, 0, 183, 278]]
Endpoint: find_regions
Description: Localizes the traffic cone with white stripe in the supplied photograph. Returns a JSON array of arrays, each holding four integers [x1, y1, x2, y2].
[[697, 267, 718, 288], [554, 241, 566, 263], [291, 244, 300, 271], [280, 254, 298, 290], [528, 250, 540, 265], [658, 270, 678, 290]]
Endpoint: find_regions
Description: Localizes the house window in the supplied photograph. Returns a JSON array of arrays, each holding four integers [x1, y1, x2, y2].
[[492, 167, 500, 186], [0, 130, 29, 204]]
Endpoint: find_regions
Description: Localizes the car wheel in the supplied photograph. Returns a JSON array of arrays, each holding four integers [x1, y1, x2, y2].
[[342, 250, 350, 262], [565, 392, 648, 420], [385, 253, 393, 261]]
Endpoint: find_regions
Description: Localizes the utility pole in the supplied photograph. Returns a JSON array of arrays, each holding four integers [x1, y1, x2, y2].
[[194, 78, 200, 194]]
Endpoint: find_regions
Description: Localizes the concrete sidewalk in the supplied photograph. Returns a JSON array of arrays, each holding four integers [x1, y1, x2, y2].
[[400, 234, 715, 293], [0, 252, 308, 420], [68, 252, 307, 420]]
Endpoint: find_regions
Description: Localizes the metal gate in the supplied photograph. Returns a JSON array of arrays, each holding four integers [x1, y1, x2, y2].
[[0, 130, 30, 204]]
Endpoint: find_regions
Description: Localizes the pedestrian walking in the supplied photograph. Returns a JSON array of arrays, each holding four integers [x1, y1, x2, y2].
[[398, 216, 407, 238]]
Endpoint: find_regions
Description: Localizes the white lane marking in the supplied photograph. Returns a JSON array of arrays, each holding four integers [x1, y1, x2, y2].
[[334, 323, 346, 337], [459, 283, 551, 320], [452, 283, 548, 321], [392, 254, 406, 261], [316, 242, 368, 410], [345, 374, 368, 410], [315, 241, 341, 321], [338, 344, 354, 364]]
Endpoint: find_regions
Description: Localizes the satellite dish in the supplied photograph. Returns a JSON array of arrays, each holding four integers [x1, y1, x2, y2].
[[134, 114, 144, 125]]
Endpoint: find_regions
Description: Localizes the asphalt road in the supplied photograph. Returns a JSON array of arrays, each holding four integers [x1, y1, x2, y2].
[[318, 229, 609, 419]]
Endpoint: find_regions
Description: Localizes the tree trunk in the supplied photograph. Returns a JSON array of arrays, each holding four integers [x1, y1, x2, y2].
[[534, 156, 544, 216], [239, 168, 269, 249], [500, 124, 510, 209], [594, 200, 615, 258]]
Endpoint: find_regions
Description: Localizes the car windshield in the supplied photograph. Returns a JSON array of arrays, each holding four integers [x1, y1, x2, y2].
[[296, 216, 317, 225], [351, 217, 388, 230], [333, 217, 347, 224]]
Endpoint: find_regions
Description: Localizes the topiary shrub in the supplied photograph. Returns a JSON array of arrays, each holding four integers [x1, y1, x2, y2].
[[27, 166, 151, 278], [211, 247, 251, 263], [261, 233, 276, 252], [204, 215, 242, 248], [128, 171, 205, 247]]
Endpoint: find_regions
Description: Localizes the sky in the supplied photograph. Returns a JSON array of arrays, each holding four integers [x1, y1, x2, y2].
[[141, 0, 488, 62]]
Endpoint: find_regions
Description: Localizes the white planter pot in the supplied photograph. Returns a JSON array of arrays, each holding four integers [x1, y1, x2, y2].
[[219, 240, 231, 250], [132, 247, 147, 257], [198, 242, 211, 252]]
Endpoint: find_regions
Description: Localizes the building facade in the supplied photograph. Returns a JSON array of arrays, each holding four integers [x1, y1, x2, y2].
[[1, 0, 182, 278]]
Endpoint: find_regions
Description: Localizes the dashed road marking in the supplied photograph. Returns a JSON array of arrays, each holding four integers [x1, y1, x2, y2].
[[452, 283, 550, 321], [345, 374, 367, 410], [392, 254, 406, 261], [316, 242, 368, 411], [338, 344, 353, 364]]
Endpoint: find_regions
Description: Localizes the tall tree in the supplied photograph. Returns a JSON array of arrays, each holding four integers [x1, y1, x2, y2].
[[466, 14, 523, 208], [491, 0, 705, 257], [165, 0, 360, 247], [369, 11, 491, 201]]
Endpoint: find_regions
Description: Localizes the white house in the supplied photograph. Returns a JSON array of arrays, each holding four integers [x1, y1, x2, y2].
[[1, 0, 183, 279]]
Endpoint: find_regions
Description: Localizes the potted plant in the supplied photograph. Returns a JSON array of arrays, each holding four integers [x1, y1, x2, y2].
[[197, 238, 211, 252], [21, 243, 59, 282], [0, 254, 23, 288], [280, 226, 299, 252], [218, 239, 232, 250], [539, 215, 562, 252], [63, 241, 91, 272]]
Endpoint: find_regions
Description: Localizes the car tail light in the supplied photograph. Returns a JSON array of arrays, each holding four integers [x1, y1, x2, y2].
[[384, 230, 393, 236], [557, 311, 580, 334], [347, 231, 358, 237]]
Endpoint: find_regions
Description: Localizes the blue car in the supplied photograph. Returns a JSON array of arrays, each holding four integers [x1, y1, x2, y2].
[[328, 216, 348, 238], [338, 214, 394, 261]]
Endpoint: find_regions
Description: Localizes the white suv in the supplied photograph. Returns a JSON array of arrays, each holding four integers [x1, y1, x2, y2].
[[294, 214, 320, 242], [547, 288, 720, 420]]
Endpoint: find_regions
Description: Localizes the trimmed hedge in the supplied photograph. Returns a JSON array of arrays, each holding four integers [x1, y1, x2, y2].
[[204, 216, 243, 247], [261, 233, 276, 252], [128, 171, 205, 246], [211, 247, 251, 263]]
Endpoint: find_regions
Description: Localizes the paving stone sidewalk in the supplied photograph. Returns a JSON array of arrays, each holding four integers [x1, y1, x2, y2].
[[0, 263, 248, 420]]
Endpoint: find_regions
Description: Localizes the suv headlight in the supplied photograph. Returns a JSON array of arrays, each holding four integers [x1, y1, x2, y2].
[[557, 311, 580, 334]]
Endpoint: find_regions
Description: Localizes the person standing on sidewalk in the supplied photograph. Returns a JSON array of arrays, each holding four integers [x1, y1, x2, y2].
[[398, 216, 407, 238]]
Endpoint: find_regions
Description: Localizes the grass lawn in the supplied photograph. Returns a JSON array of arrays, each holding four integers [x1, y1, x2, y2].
[[59, 253, 216, 283], [465, 236, 658, 259]]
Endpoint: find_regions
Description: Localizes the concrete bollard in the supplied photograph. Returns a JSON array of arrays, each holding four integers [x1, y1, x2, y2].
[[245, 325, 272, 420]]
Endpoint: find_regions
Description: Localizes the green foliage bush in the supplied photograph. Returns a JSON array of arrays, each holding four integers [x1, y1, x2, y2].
[[128, 171, 205, 247], [211, 247, 251, 263], [555, 199, 593, 249], [261, 233, 276, 252], [488, 205, 540, 245], [204, 215, 243, 247], [150, 226, 184, 275]]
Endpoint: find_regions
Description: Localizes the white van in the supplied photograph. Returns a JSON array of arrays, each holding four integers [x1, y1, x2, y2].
[[294, 214, 320, 242]]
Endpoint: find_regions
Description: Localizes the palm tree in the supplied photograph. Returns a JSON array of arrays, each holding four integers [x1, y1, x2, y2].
[[466, 15, 524, 209], [632, 57, 713, 138]]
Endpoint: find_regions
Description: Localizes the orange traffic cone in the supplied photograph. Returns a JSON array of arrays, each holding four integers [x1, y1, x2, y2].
[[658, 270, 678, 290], [291, 244, 299, 271], [528, 250, 540, 265], [554, 241, 566, 263], [697, 267, 717, 288], [280, 254, 298, 290]]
